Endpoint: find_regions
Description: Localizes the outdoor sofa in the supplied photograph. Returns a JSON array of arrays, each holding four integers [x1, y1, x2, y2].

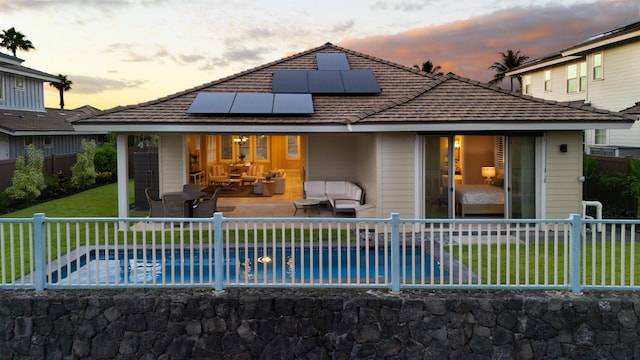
[[303, 180, 364, 215]]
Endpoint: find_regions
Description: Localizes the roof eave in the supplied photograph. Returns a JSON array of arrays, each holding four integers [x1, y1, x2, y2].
[[73, 121, 634, 134], [562, 29, 640, 56], [506, 55, 582, 76], [0, 67, 59, 82]]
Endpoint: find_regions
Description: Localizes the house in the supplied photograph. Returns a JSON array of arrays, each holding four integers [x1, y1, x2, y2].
[[0, 51, 105, 189], [72, 43, 634, 220], [506, 21, 640, 155]]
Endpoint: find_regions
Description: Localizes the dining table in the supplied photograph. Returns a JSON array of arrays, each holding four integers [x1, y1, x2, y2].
[[164, 190, 207, 217]]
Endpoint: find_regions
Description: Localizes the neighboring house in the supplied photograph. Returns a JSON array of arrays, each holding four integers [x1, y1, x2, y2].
[[506, 21, 640, 155], [72, 43, 634, 220], [0, 51, 106, 189]]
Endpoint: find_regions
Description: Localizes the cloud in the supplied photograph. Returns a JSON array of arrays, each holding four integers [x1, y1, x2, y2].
[[60, 75, 146, 95], [333, 20, 356, 33], [340, 0, 639, 84]]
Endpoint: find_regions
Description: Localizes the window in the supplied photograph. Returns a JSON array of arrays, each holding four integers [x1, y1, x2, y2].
[[15, 76, 24, 90], [593, 53, 603, 80], [523, 75, 531, 94], [44, 136, 53, 148], [221, 135, 233, 161], [579, 62, 587, 91], [544, 70, 551, 92], [287, 136, 300, 159], [594, 130, 607, 145], [238, 138, 251, 162], [567, 62, 587, 93], [206, 136, 216, 162], [255, 135, 268, 160]]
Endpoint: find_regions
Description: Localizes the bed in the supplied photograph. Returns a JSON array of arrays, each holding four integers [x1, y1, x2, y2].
[[455, 184, 504, 217]]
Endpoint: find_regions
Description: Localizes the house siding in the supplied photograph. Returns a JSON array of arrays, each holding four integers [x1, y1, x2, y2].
[[8, 135, 104, 159], [159, 135, 185, 194], [544, 131, 583, 218], [0, 73, 45, 111], [380, 133, 416, 218]]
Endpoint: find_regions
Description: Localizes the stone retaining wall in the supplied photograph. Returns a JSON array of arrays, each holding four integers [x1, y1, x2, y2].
[[1, 289, 639, 359]]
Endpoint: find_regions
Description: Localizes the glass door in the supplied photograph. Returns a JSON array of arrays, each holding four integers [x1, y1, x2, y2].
[[507, 136, 536, 218], [424, 136, 452, 218]]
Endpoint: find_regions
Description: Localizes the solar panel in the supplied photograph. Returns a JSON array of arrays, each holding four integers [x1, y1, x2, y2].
[[230, 93, 274, 114], [272, 94, 314, 114], [186, 92, 236, 114], [272, 70, 309, 93], [316, 53, 350, 70], [308, 70, 345, 93], [341, 70, 381, 94]]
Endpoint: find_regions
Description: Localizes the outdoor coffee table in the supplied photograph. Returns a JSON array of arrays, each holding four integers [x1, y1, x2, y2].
[[293, 199, 321, 215]]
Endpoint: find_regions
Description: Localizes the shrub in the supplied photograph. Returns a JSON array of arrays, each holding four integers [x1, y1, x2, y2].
[[42, 170, 70, 199], [71, 139, 97, 189], [5, 144, 46, 204], [94, 142, 117, 174], [95, 171, 113, 184]]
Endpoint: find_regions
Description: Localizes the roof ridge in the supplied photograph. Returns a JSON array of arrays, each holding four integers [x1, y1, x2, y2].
[[349, 73, 449, 123]]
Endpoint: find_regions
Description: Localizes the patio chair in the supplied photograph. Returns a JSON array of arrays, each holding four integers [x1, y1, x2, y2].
[[163, 193, 186, 218], [193, 188, 221, 218], [182, 184, 201, 193], [145, 188, 165, 217]]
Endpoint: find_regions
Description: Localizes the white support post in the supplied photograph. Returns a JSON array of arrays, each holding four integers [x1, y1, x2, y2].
[[117, 134, 130, 228]]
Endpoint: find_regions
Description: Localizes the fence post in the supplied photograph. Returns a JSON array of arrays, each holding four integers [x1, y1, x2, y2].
[[33, 213, 46, 291], [569, 213, 582, 294], [213, 212, 224, 291], [390, 213, 401, 293]]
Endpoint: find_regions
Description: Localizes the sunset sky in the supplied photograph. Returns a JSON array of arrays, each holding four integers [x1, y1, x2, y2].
[[1, 0, 638, 110]]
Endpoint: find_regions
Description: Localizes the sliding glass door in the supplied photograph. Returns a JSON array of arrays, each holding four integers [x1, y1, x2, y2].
[[423, 134, 539, 219], [507, 136, 536, 219]]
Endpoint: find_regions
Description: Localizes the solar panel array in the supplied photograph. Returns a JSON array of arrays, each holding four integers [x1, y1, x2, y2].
[[186, 92, 314, 115], [186, 53, 380, 115], [272, 70, 380, 94]]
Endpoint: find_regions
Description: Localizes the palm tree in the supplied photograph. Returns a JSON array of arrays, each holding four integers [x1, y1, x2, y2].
[[487, 49, 529, 91], [413, 60, 443, 76], [0, 27, 35, 56], [49, 74, 73, 109]]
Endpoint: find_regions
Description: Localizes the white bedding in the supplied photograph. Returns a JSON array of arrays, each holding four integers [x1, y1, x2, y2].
[[455, 184, 504, 205]]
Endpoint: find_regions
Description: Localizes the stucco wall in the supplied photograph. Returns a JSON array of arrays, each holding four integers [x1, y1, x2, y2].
[[1, 289, 639, 359]]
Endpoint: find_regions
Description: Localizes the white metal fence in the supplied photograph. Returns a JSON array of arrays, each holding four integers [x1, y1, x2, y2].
[[0, 213, 638, 293]]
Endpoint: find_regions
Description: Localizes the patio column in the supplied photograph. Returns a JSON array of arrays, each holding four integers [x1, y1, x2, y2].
[[117, 134, 130, 220]]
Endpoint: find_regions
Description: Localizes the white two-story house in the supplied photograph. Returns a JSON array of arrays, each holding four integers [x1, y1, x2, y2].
[[506, 21, 640, 157]]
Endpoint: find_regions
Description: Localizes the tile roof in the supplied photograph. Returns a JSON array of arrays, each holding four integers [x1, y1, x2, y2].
[[621, 101, 640, 116], [0, 106, 101, 134], [73, 43, 635, 132]]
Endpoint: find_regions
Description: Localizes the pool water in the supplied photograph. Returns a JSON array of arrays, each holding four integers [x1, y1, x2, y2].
[[51, 247, 446, 284]]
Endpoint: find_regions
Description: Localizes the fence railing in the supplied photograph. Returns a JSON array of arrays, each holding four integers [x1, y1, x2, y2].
[[0, 213, 638, 293]]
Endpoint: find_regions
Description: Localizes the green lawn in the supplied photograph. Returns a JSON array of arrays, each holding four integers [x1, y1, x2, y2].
[[452, 242, 640, 287], [1, 180, 138, 218]]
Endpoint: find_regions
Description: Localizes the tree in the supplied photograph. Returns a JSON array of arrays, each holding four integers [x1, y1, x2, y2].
[[49, 74, 73, 109], [413, 60, 443, 76], [487, 49, 529, 91], [0, 27, 35, 56], [71, 139, 97, 189], [5, 144, 45, 204]]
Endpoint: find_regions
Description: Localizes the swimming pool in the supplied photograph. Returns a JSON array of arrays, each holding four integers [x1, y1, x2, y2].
[[51, 246, 447, 285]]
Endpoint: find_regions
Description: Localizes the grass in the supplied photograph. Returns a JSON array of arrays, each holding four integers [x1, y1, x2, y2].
[[452, 241, 640, 287], [1, 180, 137, 218]]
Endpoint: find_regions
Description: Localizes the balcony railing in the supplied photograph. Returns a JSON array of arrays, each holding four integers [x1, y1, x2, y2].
[[0, 213, 638, 293]]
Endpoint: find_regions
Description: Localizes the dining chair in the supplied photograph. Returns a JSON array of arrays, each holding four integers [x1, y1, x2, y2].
[[193, 188, 221, 218]]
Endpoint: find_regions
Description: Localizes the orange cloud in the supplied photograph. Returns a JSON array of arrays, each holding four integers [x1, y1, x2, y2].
[[339, 1, 638, 86]]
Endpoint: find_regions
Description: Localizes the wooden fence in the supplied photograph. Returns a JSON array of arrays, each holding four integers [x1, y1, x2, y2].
[[584, 155, 638, 218]]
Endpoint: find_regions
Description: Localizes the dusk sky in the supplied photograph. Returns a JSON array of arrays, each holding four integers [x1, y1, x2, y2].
[[1, 0, 638, 110]]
